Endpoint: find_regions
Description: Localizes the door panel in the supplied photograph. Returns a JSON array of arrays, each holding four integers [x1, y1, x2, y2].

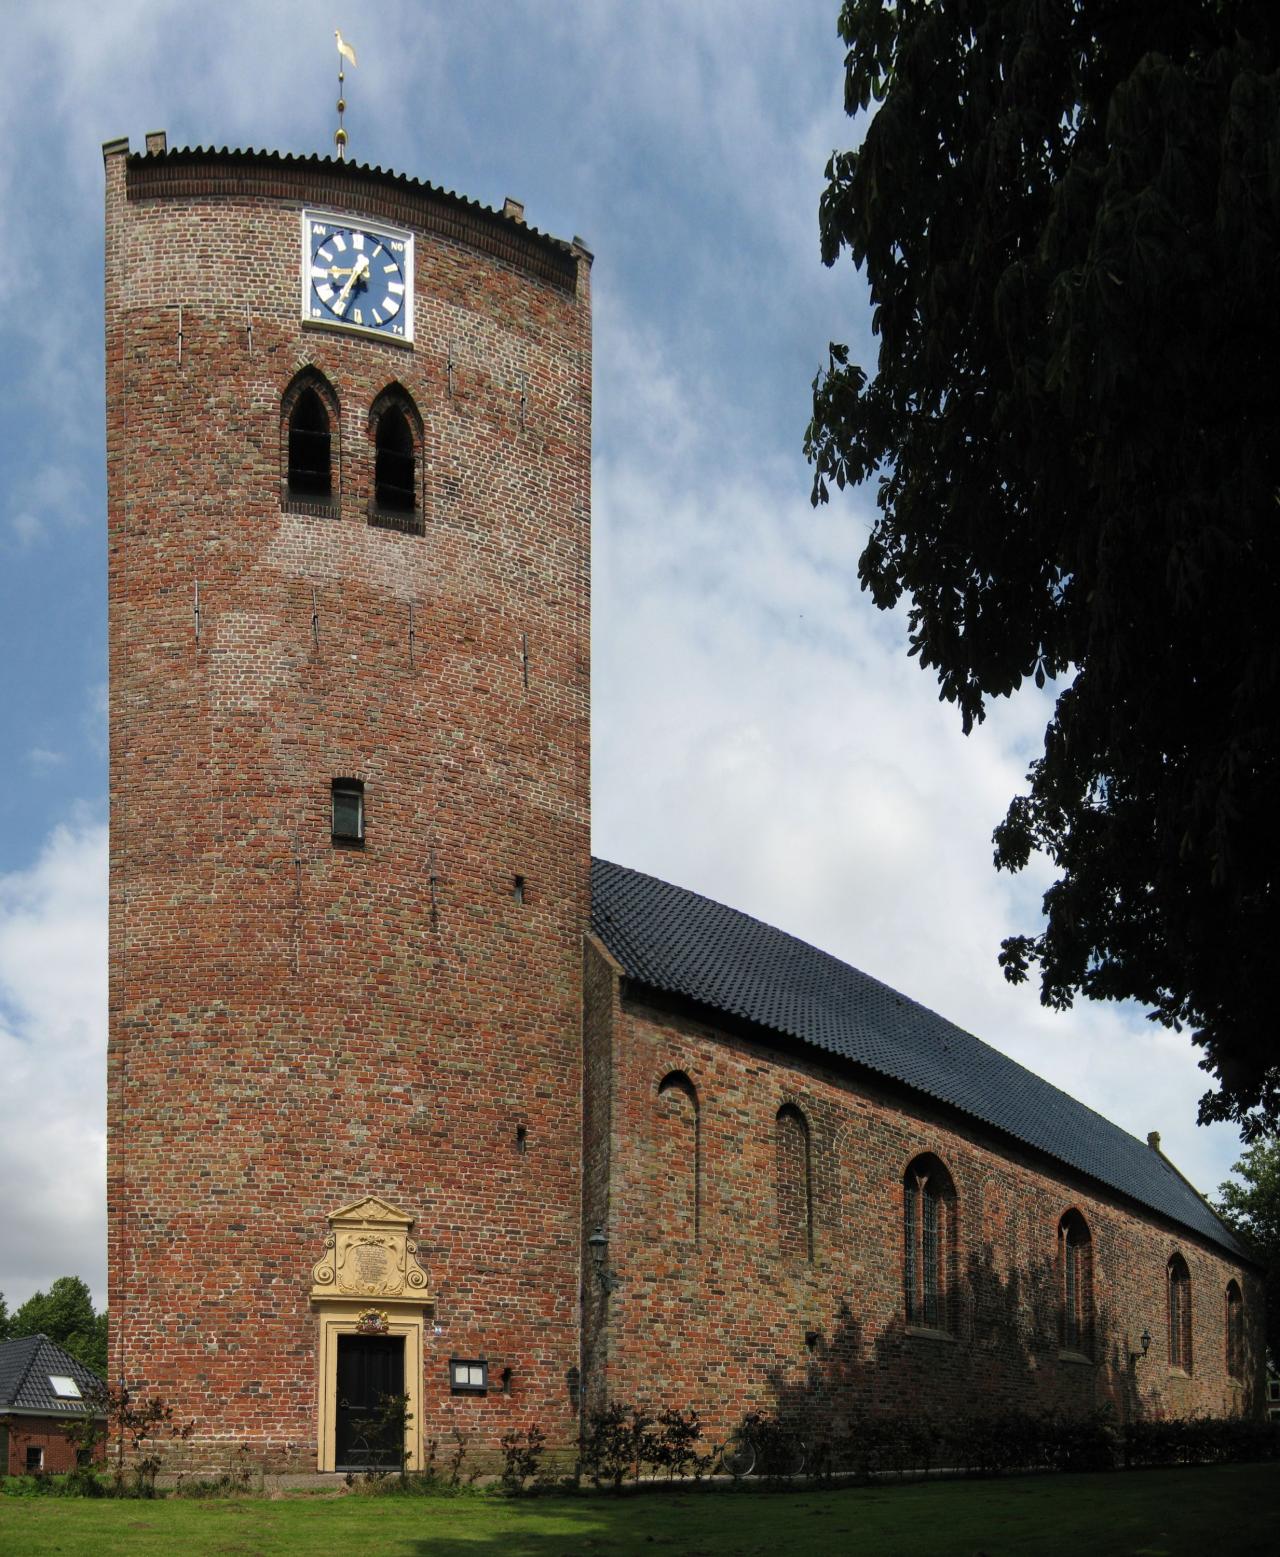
[[335, 1334, 405, 1469]]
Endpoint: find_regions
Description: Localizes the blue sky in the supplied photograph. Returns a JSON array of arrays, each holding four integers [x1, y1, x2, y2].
[[0, 1, 1248, 1310]]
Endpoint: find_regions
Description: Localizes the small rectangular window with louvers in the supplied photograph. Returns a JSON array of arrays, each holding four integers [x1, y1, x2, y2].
[[331, 779, 364, 845], [449, 1358, 487, 1394]]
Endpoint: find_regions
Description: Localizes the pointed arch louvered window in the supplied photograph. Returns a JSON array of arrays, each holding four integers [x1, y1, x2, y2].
[[368, 386, 423, 534], [281, 369, 340, 518]]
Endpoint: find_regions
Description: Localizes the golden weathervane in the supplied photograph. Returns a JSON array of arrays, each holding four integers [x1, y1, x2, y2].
[[334, 29, 357, 161]]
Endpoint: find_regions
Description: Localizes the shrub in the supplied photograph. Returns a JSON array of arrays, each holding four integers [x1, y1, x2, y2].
[[349, 1392, 412, 1481], [170, 1444, 256, 1499], [499, 1425, 547, 1493], [578, 1402, 651, 1489], [1123, 1415, 1280, 1468], [648, 1406, 713, 1481]]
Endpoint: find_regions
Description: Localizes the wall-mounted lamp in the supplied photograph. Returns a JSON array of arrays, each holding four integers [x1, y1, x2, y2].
[[1129, 1328, 1152, 1364], [587, 1224, 621, 1293]]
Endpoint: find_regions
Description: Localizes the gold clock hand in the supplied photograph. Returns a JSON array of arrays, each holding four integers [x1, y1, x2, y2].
[[334, 254, 370, 315]]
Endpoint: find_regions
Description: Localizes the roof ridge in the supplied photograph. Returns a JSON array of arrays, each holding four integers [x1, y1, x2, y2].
[[10, 1333, 44, 1403]]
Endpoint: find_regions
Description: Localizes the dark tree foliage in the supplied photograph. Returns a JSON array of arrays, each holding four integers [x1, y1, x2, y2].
[[807, 0, 1280, 1133], [1216, 1137, 1280, 1370]]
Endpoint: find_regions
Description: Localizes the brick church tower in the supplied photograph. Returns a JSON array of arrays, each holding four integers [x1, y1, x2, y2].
[[104, 133, 592, 1470]]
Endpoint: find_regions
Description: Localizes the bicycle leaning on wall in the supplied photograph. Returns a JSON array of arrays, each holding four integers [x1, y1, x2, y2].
[[716, 1413, 807, 1479]]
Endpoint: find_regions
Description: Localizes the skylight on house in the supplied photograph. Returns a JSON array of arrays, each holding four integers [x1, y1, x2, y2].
[[48, 1375, 81, 1398]]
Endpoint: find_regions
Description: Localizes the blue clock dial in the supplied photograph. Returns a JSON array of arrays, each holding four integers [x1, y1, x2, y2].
[[303, 215, 413, 341]]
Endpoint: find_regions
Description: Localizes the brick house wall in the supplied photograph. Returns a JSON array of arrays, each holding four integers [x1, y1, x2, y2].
[[104, 138, 592, 1470], [583, 970, 1264, 1438], [0, 1417, 105, 1475]]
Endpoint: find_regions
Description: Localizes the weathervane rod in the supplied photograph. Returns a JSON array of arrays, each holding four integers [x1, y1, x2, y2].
[[334, 29, 357, 161]]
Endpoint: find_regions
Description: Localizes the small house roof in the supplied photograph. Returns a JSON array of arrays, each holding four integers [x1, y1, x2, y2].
[[0, 1335, 105, 1417]]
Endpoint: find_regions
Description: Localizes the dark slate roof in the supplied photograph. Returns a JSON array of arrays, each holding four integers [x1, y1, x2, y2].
[[591, 858, 1248, 1261], [0, 1335, 105, 1417]]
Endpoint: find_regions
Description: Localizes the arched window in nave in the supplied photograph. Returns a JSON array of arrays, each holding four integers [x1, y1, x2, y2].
[[656, 1071, 700, 1242], [776, 1104, 813, 1263], [1058, 1209, 1094, 1355], [903, 1154, 957, 1331]]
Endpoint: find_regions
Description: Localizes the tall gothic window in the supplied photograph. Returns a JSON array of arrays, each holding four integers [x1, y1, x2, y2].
[[1225, 1281, 1244, 1380], [904, 1155, 956, 1330], [1168, 1253, 1192, 1371], [656, 1072, 700, 1243], [1058, 1210, 1093, 1355], [775, 1104, 813, 1262]]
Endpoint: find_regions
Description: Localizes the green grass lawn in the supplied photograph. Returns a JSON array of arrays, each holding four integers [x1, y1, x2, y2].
[[1, 1463, 1276, 1556]]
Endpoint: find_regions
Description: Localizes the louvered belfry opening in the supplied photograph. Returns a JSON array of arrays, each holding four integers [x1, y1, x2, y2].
[[375, 404, 416, 513], [288, 387, 332, 498]]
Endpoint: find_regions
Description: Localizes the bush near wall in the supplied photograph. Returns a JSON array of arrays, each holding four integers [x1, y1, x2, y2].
[[5, 1406, 1275, 1498], [565, 1405, 1280, 1488], [810, 1410, 1278, 1481], [1121, 1415, 1279, 1468]]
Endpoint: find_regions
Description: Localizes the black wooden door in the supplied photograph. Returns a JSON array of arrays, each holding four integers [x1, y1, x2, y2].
[[335, 1334, 404, 1469]]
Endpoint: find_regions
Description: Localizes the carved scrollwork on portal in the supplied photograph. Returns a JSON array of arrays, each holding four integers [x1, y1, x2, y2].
[[309, 1196, 431, 1302], [311, 1232, 338, 1286]]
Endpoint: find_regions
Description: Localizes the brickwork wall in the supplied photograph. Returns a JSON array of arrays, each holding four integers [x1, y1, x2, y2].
[[580, 937, 620, 1416], [105, 142, 591, 1470], [1, 1417, 104, 1475], [585, 983, 1265, 1438]]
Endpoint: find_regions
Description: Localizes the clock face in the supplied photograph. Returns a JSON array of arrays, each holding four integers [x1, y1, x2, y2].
[[301, 211, 414, 342]]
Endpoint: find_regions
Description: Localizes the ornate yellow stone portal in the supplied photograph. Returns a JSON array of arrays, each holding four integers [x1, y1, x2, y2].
[[310, 1197, 432, 1471]]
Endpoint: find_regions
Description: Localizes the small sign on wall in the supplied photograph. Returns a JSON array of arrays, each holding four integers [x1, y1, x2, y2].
[[449, 1358, 488, 1394]]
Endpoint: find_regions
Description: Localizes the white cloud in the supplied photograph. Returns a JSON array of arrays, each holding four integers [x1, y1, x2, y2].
[[0, 816, 107, 1310], [2, 447, 97, 552], [26, 748, 66, 771], [591, 297, 1247, 1205], [7, 512, 45, 548]]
